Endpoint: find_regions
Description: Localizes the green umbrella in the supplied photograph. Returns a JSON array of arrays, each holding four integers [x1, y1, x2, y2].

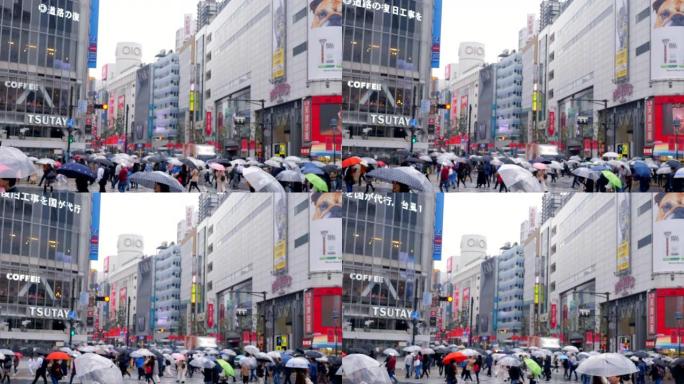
[[216, 359, 235, 377], [601, 170, 622, 189], [524, 358, 542, 377], [304, 173, 329, 192]]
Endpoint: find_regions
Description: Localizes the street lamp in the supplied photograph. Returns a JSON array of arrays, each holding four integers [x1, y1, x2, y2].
[[572, 290, 615, 352]]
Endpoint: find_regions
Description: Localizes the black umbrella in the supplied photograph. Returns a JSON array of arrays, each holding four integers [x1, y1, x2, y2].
[[672, 358, 684, 368], [209, 158, 232, 167], [632, 351, 649, 358], [345, 347, 370, 356], [324, 164, 341, 173], [500, 157, 516, 165], [180, 158, 198, 169], [666, 160, 682, 169], [92, 158, 114, 167], [305, 350, 324, 359], [33, 348, 48, 356], [56, 162, 96, 181]]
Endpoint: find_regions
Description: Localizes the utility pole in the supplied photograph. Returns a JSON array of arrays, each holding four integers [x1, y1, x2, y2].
[[410, 84, 418, 154], [468, 296, 474, 346], [68, 278, 76, 346], [126, 296, 131, 347], [411, 277, 419, 345], [467, 105, 473, 155], [124, 104, 129, 154], [66, 86, 74, 161]]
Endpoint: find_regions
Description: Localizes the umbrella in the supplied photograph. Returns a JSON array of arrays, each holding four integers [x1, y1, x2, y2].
[[419, 155, 432, 162], [265, 160, 282, 168], [286, 357, 309, 369], [602, 152, 619, 159], [242, 167, 285, 193], [216, 359, 235, 377], [92, 158, 115, 167], [443, 352, 468, 364], [0, 147, 37, 178], [276, 170, 304, 183], [656, 166, 672, 175], [672, 358, 684, 368], [666, 160, 682, 169], [301, 165, 325, 176], [56, 162, 96, 181], [130, 349, 155, 358], [78, 346, 96, 353], [267, 351, 281, 359], [284, 156, 303, 163], [576, 353, 638, 377], [497, 164, 543, 192], [244, 345, 260, 356], [403, 346, 422, 353], [190, 357, 216, 369], [324, 164, 341, 173], [74, 353, 123, 384], [524, 358, 542, 376], [221, 349, 237, 357], [256, 352, 274, 363], [129, 171, 184, 192], [305, 350, 324, 359], [461, 349, 480, 357], [601, 170, 622, 189], [674, 168, 684, 178], [361, 157, 378, 166], [421, 348, 435, 355], [341, 354, 392, 384], [171, 353, 186, 361], [533, 162, 548, 170], [631, 351, 650, 359], [316, 356, 328, 363], [36, 158, 56, 166], [383, 348, 399, 356], [342, 156, 363, 168], [0, 349, 14, 356], [549, 161, 563, 170], [562, 346, 579, 353], [46, 351, 71, 360], [209, 162, 226, 172], [498, 356, 522, 367], [230, 159, 247, 166], [631, 162, 652, 178], [305, 173, 329, 192], [366, 166, 434, 192]]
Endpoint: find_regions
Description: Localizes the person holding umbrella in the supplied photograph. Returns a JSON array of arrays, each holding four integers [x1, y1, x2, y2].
[[0, 355, 11, 384], [48, 360, 64, 384]]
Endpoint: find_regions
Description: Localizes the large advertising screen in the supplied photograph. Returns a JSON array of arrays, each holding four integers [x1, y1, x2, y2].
[[89, 194, 100, 261], [431, 0, 442, 69], [652, 193, 684, 273], [615, 0, 629, 81], [651, 0, 684, 80], [88, 0, 100, 69], [433, 192, 444, 261], [272, 0, 286, 81], [307, 0, 342, 81], [309, 193, 342, 273]]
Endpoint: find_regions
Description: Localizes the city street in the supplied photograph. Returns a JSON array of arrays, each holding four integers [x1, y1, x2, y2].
[[392, 367, 576, 384]]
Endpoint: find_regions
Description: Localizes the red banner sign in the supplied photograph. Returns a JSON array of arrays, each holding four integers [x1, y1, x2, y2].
[[548, 111, 556, 137], [302, 99, 311, 143], [645, 99, 654, 143], [207, 303, 214, 329], [304, 290, 313, 334], [550, 303, 557, 329], [205, 111, 212, 136], [647, 291, 656, 335]]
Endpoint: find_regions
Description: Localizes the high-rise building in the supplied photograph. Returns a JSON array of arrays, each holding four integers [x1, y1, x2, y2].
[[152, 50, 180, 147], [495, 50, 523, 150], [539, 0, 561, 30], [541, 193, 567, 224], [196, 1, 219, 31], [154, 242, 181, 337], [496, 243, 524, 340]]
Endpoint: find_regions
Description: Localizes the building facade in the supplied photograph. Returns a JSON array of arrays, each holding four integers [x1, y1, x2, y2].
[[342, 192, 435, 350], [152, 51, 180, 148], [495, 51, 523, 150], [0, 192, 92, 347], [153, 243, 181, 338], [0, 0, 94, 157], [496, 243, 525, 341], [342, 0, 435, 158]]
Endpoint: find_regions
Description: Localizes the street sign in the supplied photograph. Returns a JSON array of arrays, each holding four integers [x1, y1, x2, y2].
[[410, 119, 418, 128], [411, 310, 420, 320], [67, 118, 74, 128], [68, 310, 77, 320]]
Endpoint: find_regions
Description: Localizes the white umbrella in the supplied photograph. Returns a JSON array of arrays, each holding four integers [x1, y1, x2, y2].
[[402, 346, 421, 353], [575, 353, 638, 377], [461, 349, 480, 357], [316, 356, 328, 363], [549, 161, 563, 170], [74, 353, 124, 384], [421, 348, 435, 355], [562, 346, 580, 353], [242, 167, 286, 193], [255, 352, 273, 363], [674, 168, 684, 178], [130, 349, 155, 358], [0, 146, 37, 178], [0, 349, 14, 356], [171, 353, 186, 361], [243, 345, 260, 356], [36, 158, 56, 166], [190, 357, 216, 369], [361, 157, 378, 166], [497, 164, 543, 192], [265, 160, 282, 168], [286, 357, 309, 369], [275, 170, 304, 183], [656, 166, 672, 175], [341, 354, 392, 384], [498, 356, 522, 367], [78, 346, 96, 353], [284, 156, 303, 163], [221, 349, 237, 357], [419, 155, 432, 162], [383, 348, 399, 356], [602, 152, 619, 159], [266, 351, 281, 359]]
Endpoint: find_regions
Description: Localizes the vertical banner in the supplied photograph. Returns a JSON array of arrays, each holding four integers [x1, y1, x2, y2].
[[433, 193, 444, 261], [302, 98, 312, 143], [272, 0, 287, 81], [652, 193, 684, 273], [104, 256, 110, 273], [89, 193, 100, 261], [645, 98, 654, 143], [651, 0, 684, 80], [615, 0, 629, 81], [431, 0, 442, 68], [309, 193, 342, 273], [304, 290, 313, 334], [88, 0, 100, 69], [273, 192, 288, 273], [307, 0, 342, 81], [647, 290, 656, 335], [616, 194, 631, 274], [550, 303, 557, 329], [207, 302, 215, 329], [205, 111, 212, 136]]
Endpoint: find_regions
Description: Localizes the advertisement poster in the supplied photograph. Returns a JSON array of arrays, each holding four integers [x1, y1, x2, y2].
[[89, 194, 100, 261], [309, 193, 342, 273], [205, 111, 212, 136], [615, 0, 629, 81], [433, 193, 444, 260], [88, 0, 99, 68], [304, 290, 313, 334], [273, 192, 288, 272], [272, 0, 286, 81], [651, 0, 684, 80], [307, 0, 342, 81], [302, 98, 312, 143], [550, 303, 557, 329], [653, 193, 684, 273], [431, 0, 442, 68], [616, 194, 631, 274]]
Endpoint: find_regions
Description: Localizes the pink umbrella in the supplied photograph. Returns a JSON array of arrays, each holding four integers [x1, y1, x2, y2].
[[209, 163, 226, 172], [533, 163, 547, 170]]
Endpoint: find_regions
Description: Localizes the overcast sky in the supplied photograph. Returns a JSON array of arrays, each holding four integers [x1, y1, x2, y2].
[[90, 0, 196, 78], [433, 0, 540, 78], [436, 193, 543, 271], [92, 194, 199, 271]]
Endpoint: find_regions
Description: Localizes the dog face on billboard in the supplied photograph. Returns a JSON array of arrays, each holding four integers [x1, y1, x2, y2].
[[310, 0, 342, 28], [653, 0, 684, 27], [655, 193, 684, 221]]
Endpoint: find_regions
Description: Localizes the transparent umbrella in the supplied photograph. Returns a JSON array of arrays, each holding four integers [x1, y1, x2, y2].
[[341, 354, 392, 384], [0, 146, 37, 179], [576, 353, 638, 377], [74, 353, 124, 384], [497, 164, 543, 192], [242, 167, 286, 193]]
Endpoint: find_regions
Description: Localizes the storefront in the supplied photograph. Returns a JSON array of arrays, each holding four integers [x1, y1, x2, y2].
[[648, 288, 684, 354], [648, 96, 684, 159]]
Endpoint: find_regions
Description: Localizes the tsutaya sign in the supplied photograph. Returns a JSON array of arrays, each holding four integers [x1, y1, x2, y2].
[[27, 306, 70, 319], [369, 114, 411, 127], [25, 114, 69, 127], [371, 306, 412, 319], [342, 0, 423, 21]]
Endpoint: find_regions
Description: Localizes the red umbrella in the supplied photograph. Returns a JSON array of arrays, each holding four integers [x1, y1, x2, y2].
[[342, 156, 362, 168], [443, 351, 468, 364], [46, 351, 71, 360], [376, 160, 386, 167]]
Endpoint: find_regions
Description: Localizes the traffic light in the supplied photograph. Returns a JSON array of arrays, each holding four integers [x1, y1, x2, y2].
[[96, 296, 110, 302], [94, 104, 108, 110], [437, 103, 451, 110], [68, 135, 74, 144], [70, 328, 75, 337], [411, 135, 417, 144], [439, 296, 453, 302]]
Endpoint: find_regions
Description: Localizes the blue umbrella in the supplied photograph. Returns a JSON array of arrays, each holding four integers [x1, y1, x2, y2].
[[56, 162, 96, 181], [301, 165, 325, 176], [591, 165, 609, 172], [281, 353, 292, 364], [631, 162, 651, 179]]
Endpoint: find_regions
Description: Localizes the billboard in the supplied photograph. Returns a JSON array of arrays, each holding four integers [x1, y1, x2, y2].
[[89, 193, 100, 261], [433, 193, 444, 261], [616, 194, 631, 274], [205, 111, 212, 136], [653, 193, 684, 273], [615, 0, 629, 81], [302, 98, 312, 143], [88, 0, 99, 68], [309, 193, 342, 273], [273, 192, 288, 273], [272, 0, 287, 81], [307, 0, 342, 81], [651, 0, 684, 80], [431, 0, 442, 68]]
